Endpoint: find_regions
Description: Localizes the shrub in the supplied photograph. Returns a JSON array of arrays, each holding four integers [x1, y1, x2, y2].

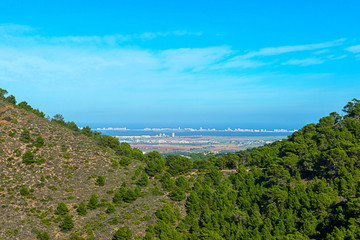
[[63, 153, 70, 159], [109, 217, 119, 225], [36, 232, 50, 240], [107, 189, 114, 194], [106, 203, 116, 214], [145, 158, 165, 176], [14, 149, 21, 157], [166, 155, 193, 176], [95, 175, 105, 186], [160, 172, 175, 191], [119, 156, 132, 166], [77, 201, 87, 216], [123, 189, 137, 203], [88, 194, 98, 209], [22, 150, 35, 164], [8, 129, 16, 137], [34, 135, 44, 148], [60, 215, 74, 232], [20, 186, 29, 196], [20, 128, 31, 142], [55, 202, 69, 215], [175, 176, 191, 192], [136, 172, 149, 187], [169, 187, 186, 201], [113, 186, 127, 204], [36, 157, 46, 165], [113, 226, 132, 240]]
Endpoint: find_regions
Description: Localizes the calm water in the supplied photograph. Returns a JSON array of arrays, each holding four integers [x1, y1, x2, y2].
[[99, 129, 292, 138]]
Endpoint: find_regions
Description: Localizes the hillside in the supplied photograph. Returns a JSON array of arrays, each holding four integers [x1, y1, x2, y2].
[[0, 96, 168, 239], [137, 99, 360, 240]]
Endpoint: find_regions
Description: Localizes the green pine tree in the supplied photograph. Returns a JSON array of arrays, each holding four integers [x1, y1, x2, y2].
[[136, 172, 149, 187], [88, 194, 98, 209], [106, 202, 116, 214], [95, 175, 105, 186], [55, 202, 69, 215], [77, 201, 87, 216], [34, 135, 45, 148], [22, 150, 35, 164], [113, 226, 132, 240], [60, 215, 74, 232]]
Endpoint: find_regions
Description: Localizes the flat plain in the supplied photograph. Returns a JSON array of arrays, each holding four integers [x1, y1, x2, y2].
[[115, 135, 287, 154]]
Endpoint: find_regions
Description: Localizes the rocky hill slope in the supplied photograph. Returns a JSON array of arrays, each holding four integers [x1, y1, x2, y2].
[[0, 98, 166, 239]]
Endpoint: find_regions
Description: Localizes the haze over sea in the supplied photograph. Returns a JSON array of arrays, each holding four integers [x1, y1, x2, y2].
[[86, 122, 293, 138], [98, 129, 291, 138], [84, 122, 298, 131]]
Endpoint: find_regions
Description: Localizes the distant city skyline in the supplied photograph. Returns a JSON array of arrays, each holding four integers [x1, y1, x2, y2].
[[0, 0, 359, 129], [94, 126, 296, 133]]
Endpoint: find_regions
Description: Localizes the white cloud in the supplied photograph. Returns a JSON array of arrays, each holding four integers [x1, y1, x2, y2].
[[327, 55, 347, 60], [241, 39, 345, 58], [345, 45, 360, 53], [282, 58, 324, 66], [212, 57, 267, 69], [0, 24, 202, 46], [212, 39, 346, 70], [0, 23, 34, 35], [0, 23, 354, 91], [313, 49, 330, 54], [159, 46, 232, 72]]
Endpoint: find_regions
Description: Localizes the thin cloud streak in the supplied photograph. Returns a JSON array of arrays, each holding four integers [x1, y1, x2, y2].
[[211, 39, 346, 69], [282, 58, 324, 66], [241, 39, 346, 58], [345, 45, 360, 53], [49, 30, 203, 44], [0, 24, 202, 46]]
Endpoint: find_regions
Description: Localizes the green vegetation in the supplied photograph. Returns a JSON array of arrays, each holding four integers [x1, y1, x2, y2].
[[106, 202, 116, 214], [136, 172, 149, 187], [95, 175, 105, 186], [123, 189, 137, 203], [20, 128, 31, 142], [36, 232, 50, 240], [19, 186, 30, 196], [120, 156, 132, 166], [60, 215, 74, 232], [113, 185, 127, 204], [2, 89, 360, 239], [34, 135, 45, 148], [88, 194, 98, 209], [22, 150, 35, 164], [55, 202, 69, 215], [145, 151, 165, 176], [165, 154, 193, 176], [77, 201, 87, 216], [141, 100, 360, 239], [113, 226, 132, 240]]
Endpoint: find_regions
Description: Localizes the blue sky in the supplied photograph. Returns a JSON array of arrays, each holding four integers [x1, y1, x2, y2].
[[0, 0, 359, 129]]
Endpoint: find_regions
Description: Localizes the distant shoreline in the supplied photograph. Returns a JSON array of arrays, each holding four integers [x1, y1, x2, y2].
[[93, 127, 296, 133]]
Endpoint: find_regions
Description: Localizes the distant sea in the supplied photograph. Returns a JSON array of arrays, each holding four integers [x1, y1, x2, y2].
[[98, 129, 292, 138]]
